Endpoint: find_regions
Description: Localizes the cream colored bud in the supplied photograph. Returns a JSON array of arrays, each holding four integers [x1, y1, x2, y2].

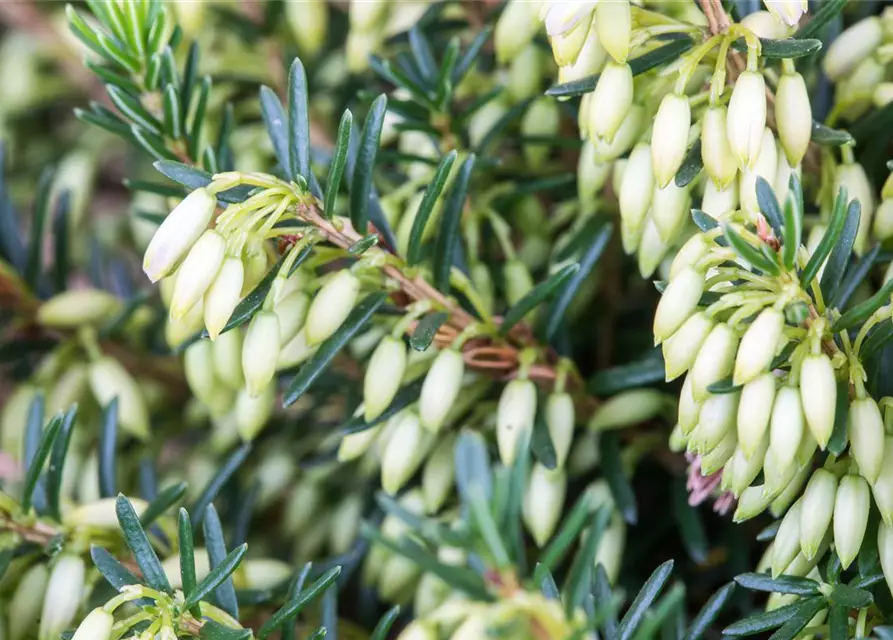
[[165, 296, 204, 349], [550, 17, 590, 67], [204, 256, 244, 340], [800, 468, 838, 559], [213, 328, 245, 389], [762, 448, 799, 498], [546, 391, 575, 468], [541, 0, 595, 36], [588, 61, 634, 143], [652, 94, 691, 189], [835, 162, 875, 255], [850, 396, 885, 483], [775, 72, 812, 167], [733, 308, 783, 385], [397, 620, 438, 640], [619, 143, 654, 239], [589, 389, 668, 431], [763, 0, 807, 26], [382, 411, 431, 494], [286, 0, 328, 58], [799, 354, 837, 449], [653, 182, 691, 245], [242, 311, 280, 397], [523, 464, 567, 547], [690, 323, 738, 401], [170, 229, 226, 319], [71, 608, 114, 640], [669, 235, 709, 282], [242, 237, 269, 296], [88, 356, 149, 439], [771, 464, 810, 517], [700, 426, 737, 474], [593, 103, 644, 162], [184, 340, 217, 407], [143, 187, 216, 282], [510, 45, 546, 102], [702, 179, 738, 218], [768, 386, 804, 469], [504, 259, 534, 306], [833, 474, 870, 569], [363, 336, 407, 422], [726, 71, 767, 170], [558, 29, 606, 85], [736, 372, 777, 458], [595, 513, 626, 584], [701, 106, 738, 189], [522, 99, 560, 168], [235, 383, 275, 441], [419, 349, 465, 432], [880, 520, 893, 599], [875, 83, 893, 108], [277, 328, 316, 371], [823, 17, 883, 81], [774, 149, 799, 205], [739, 129, 778, 212], [874, 437, 893, 525], [873, 200, 893, 241], [679, 374, 701, 435], [65, 497, 147, 528], [495, 0, 541, 64], [733, 483, 774, 522], [663, 312, 713, 382], [2, 384, 36, 459], [637, 217, 670, 279], [497, 379, 537, 465], [729, 434, 769, 496], [595, 0, 630, 63], [741, 10, 791, 38], [771, 498, 803, 577], [305, 270, 361, 346], [422, 436, 456, 514], [37, 289, 119, 329], [39, 554, 85, 640], [329, 495, 364, 556], [48, 363, 88, 416], [578, 142, 611, 204], [10, 563, 49, 640], [691, 391, 739, 454], [350, 0, 388, 30], [653, 266, 704, 344]]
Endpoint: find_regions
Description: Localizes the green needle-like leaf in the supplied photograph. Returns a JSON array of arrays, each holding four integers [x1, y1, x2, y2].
[[288, 58, 311, 183], [684, 582, 736, 640], [140, 481, 188, 527], [616, 560, 675, 640], [258, 567, 342, 639], [98, 398, 118, 498], [178, 508, 199, 615], [46, 405, 77, 521], [116, 493, 172, 593], [324, 110, 353, 219], [734, 573, 821, 595], [408, 150, 458, 265], [191, 443, 252, 525], [802, 187, 848, 288], [203, 504, 239, 618], [501, 263, 579, 335], [350, 94, 387, 231], [185, 543, 248, 610], [432, 154, 475, 291], [22, 412, 63, 514]]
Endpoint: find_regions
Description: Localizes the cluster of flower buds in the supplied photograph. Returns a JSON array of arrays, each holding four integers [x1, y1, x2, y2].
[[5, 554, 85, 640], [345, 0, 434, 73]]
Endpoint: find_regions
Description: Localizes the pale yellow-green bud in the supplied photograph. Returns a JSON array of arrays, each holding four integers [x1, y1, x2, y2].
[[800, 468, 837, 559], [726, 71, 767, 170], [737, 373, 776, 458], [419, 349, 465, 432], [241, 237, 269, 296], [823, 17, 883, 81], [763, 0, 806, 26], [509, 45, 546, 102], [595, 0, 630, 63], [728, 434, 769, 496], [2, 384, 36, 459], [286, 0, 328, 58], [350, 0, 389, 30], [834, 162, 875, 255], [88, 356, 149, 439], [10, 563, 49, 640], [880, 520, 893, 599], [577, 142, 611, 204], [64, 497, 147, 528], [235, 383, 275, 441], [397, 620, 438, 640], [768, 386, 804, 469], [689, 323, 738, 401], [541, 0, 595, 36], [798, 354, 836, 449], [771, 497, 803, 577], [494, 0, 542, 64], [651, 94, 690, 188], [47, 363, 88, 416], [873, 200, 893, 241], [36, 289, 119, 329], [165, 294, 204, 348], [700, 427, 737, 474], [283, 481, 323, 536], [497, 379, 537, 465], [739, 128, 778, 212], [422, 436, 456, 514], [619, 143, 654, 240], [733, 308, 783, 385], [875, 83, 893, 108], [504, 259, 534, 306], [143, 187, 216, 283], [39, 554, 85, 640], [273, 290, 310, 346], [702, 179, 738, 218], [588, 61, 633, 143], [637, 217, 670, 279], [592, 103, 644, 161], [653, 266, 704, 344], [71, 608, 114, 640], [378, 553, 422, 603], [305, 270, 361, 346], [669, 235, 709, 282], [874, 436, 893, 525], [242, 311, 280, 397], [184, 340, 217, 408], [663, 312, 713, 382], [770, 464, 810, 518], [834, 474, 870, 569], [549, 16, 590, 67], [363, 336, 407, 422], [382, 411, 431, 494], [522, 99, 560, 169], [670, 423, 689, 452], [170, 229, 226, 320], [204, 256, 244, 340], [775, 72, 811, 167], [774, 149, 799, 205], [468, 100, 507, 150], [523, 464, 567, 547], [212, 328, 245, 389], [741, 10, 790, 39], [558, 29, 606, 85], [546, 391, 574, 468], [277, 328, 316, 371], [678, 374, 701, 435], [652, 182, 690, 245], [762, 448, 800, 498], [850, 396, 885, 483], [701, 105, 738, 189], [691, 391, 739, 454], [590, 388, 668, 431], [733, 483, 774, 522], [329, 494, 364, 556]]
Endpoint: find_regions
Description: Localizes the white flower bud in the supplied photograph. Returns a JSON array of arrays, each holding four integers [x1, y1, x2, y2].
[[578, 142, 612, 204], [350, 0, 388, 30], [277, 328, 316, 371], [510, 45, 546, 102], [397, 620, 438, 640], [593, 104, 644, 161], [770, 464, 811, 518], [242, 311, 280, 397], [669, 235, 708, 282], [833, 474, 870, 569], [637, 217, 670, 279], [763, 0, 806, 26], [835, 162, 875, 255], [10, 563, 49, 640], [651, 94, 691, 189], [873, 199, 893, 242], [769, 386, 804, 469], [381, 411, 431, 494], [419, 349, 465, 432], [422, 436, 456, 514], [65, 497, 147, 528], [850, 396, 886, 483], [169, 232, 225, 321], [774, 149, 799, 205], [619, 143, 655, 241], [48, 363, 88, 416], [523, 464, 567, 547], [741, 10, 790, 39], [286, 0, 328, 58], [504, 259, 534, 306], [733, 483, 774, 522], [691, 391, 739, 454], [800, 468, 838, 559], [772, 498, 803, 577], [700, 426, 737, 475], [546, 391, 575, 468], [588, 61, 634, 143], [203, 256, 245, 340], [874, 437, 893, 525], [39, 554, 85, 640], [690, 323, 738, 401], [328, 495, 364, 556], [235, 382, 275, 441], [143, 187, 216, 283], [728, 434, 769, 496], [733, 308, 784, 385], [184, 340, 217, 409], [701, 106, 738, 189], [726, 71, 767, 170], [762, 448, 799, 498], [37, 289, 119, 329], [497, 379, 537, 465], [595, 0, 630, 63], [589, 389, 668, 431], [652, 181, 690, 244], [663, 312, 713, 382], [775, 72, 812, 167], [71, 608, 114, 640], [702, 179, 738, 218], [799, 354, 837, 449], [594, 513, 626, 584], [739, 128, 778, 212], [522, 99, 561, 168], [880, 520, 893, 599], [363, 336, 407, 422], [212, 328, 245, 389], [305, 270, 361, 346], [88, 356, 150, 439], [2, 384, 36, 460], [823, 17, 883, 81], [549, 16, 590, 67], [737, 372, 776, 457], [558, 30, 607, 85], [653, 266, 704, 345], [495, 0, 541, 64], [541, 0, 594, 36]]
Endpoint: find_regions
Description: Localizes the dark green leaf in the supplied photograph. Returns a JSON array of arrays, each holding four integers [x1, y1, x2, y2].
[[140, 481, 188, 527], [537, 564, 561, 600], [132, 125, 178, 162], [185, 543, 248, 609], [616, 560, 675, 640], [723, 598, 813, 636], [768, 597, 826, 640], [782, 185, 803, 271], [348, 234, 378, 254], [153, 161, 254, 203], [408, 27, 437, 77], [408, 150, 458, 265], [260, 86, 290, 176], [350, 94, 388, 231], [731, 37, 821, 59], [453, 27, 491, 84], [756, 176, 784, 238], [734, 573, 820, 596], [501, 264, 579, 335], [588, 351, 665, 395], [467, 490, 511, 568], [833, 243, 881, 310], [793, 0, 847, 39], [98, 398, 118, 499], [828, 605, 848, 640], [811, 121, 854, 147], [203, 504, 239, 618], [340, 379, 425, 435], [162, 84, 182, 139], [691, 208, 720, 233], [282, 564, 313, 640], [546, 38, 694, 97], [107, 86, 162, 135], [454, 430, 492, 503], [374, 493, 469, 548], [531, 407, 557, 470], [51, 192, 70, 292], [25, 168, 54, 289], [563, 507, 612, 614], [684, 582, 735, 640], [828, 583, 872, 608], [188, 76, 212, 160], [821, 199, 862, 303], [601, 432, 637, 524], [875, 627, 893, 640], [191, 443, 252, 525], [724, 224, 779, 275], [432, 154, 475, 291], [116, 493, 172, 593], [673, 478, 707, 564], [46, 405, 77, 520], [283, 293, 388, 406], [179, 509, 200, 616], [257, 567, 342, 639], [435, 37, 460, 108], [90, 545, 141, 592], [674, 140, 702, 188], [849, 572, 884, 590], [288, 58, 311, 183], [595, 564, 619, 637], [199, 621, 252, 640], [324, 110, 353, 219], [706, 376, 741, 395], [410, 311, 449, 351], [832, 275, 893, 332], [802, 187, 848, 288], [860, 322, 893, 359], [370, 606, 400, 640], [826, 381, 850, 456], [22, 412, 63, 514]]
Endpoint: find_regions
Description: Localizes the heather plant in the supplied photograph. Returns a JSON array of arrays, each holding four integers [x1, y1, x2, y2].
[[4, 0, 893, 638]]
